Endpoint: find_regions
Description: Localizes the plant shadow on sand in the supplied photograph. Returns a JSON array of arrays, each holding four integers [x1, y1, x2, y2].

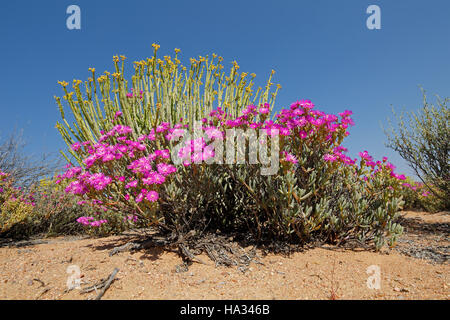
[[394, 211, 449, 264], [84, 231, 167, 262], [83, 211, 449, 271]]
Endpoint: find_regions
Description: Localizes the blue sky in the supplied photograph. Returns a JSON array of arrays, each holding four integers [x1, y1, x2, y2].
[[1, 0, 449, 177]]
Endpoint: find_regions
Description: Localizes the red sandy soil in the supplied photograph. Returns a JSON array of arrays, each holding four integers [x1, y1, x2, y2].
[[0, 211, 448, 300]]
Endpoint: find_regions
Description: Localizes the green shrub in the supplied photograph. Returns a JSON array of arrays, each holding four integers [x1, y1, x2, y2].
[[0, 170, 35, 237], [385, 89, 449, 211], [158, 103, 405, 250]]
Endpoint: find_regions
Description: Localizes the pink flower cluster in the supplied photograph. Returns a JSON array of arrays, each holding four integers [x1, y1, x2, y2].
[[323, 146, 355, 166], [401, 181, 430, 197], [69, 125, 153, 169], [0, 170, 36, 207], [228, 101, 351, 144], [211, 101, 414, 187], [76, 216, 108, 227], [61, 147, 175, 198], [62, 172, 113, 194], [167, 100, 356, 168], [58, 112, 178, 228], [177, 137, 216, 165], [359, 152, 406, 181]]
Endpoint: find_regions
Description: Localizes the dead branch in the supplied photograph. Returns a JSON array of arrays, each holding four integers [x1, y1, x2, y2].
[[94, 268, 119, 300]]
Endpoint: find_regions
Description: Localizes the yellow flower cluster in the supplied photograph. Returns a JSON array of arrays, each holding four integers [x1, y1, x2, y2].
[[73, 79, 82, 86], [63, 92, 74, 100], [98, 75, 108, 83], [134, 60, 147, 67]]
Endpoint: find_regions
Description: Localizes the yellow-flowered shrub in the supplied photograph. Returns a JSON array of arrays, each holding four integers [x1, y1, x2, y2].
[[0, 170, 35, 235]]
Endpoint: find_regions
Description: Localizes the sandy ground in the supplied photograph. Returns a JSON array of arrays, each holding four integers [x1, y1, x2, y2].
[[0, 211, 448, 300]]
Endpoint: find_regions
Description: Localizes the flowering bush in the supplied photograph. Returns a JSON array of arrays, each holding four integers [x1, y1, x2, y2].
[[399, 177, 427, 210], [0, 170, 35, 236], [56, 99, 418, 250], [398, 177, 446, 212], [32, 176, 131, 237], [53, 46, 426, 250], [157, 101, 408, 249]]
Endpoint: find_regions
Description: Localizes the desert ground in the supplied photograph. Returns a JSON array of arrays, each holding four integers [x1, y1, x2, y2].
[[0, 210, 448, 300]]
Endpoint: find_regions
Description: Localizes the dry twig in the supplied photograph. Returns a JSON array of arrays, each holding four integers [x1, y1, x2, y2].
[[93, 268, 119, 300]]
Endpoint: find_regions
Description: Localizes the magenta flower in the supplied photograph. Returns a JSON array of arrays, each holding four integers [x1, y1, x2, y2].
[[146, 190, 159, 202], [323, 154, 337, 162], [125, 180, 138, 189], [299, 131, 308, 139], [71, 142, 81, 151], [338, 110, 353, 118], [259, 107, 270, 114], [135, 193, 144, 202], [283, 152, 298, 164], [358, 151, 373, 162], [157, 163, 176, 176]]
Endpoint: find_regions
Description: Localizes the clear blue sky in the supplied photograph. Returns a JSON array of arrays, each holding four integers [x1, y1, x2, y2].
[[1, 0, 449, 178]]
